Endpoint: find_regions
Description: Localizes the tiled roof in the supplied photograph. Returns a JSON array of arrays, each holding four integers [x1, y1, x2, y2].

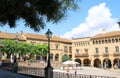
[[51, 36, 71, 43], [26, 33, 71, 43], [0, 32, 71, 43], [0, 32, 26, 41], [91, 31, 120, 40], [26, 33, 46, 40]]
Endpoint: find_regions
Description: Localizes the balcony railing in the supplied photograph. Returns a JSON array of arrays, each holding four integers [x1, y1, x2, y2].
[[113, 52, 120, 56], [93, 53, 99, 57], [103, 53, 109, 57], [75, 53, 89, 57]]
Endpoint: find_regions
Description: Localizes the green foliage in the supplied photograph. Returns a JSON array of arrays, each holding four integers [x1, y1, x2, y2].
[[0, 0, 81, 32], [1, 39, 16, 53], [62, 54, 71, 62], [1, 39, 48, 56], [34, 44, 48, 55]]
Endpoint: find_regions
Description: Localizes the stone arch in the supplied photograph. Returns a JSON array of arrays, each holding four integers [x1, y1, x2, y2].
[[103, 58, 112, 68], [93, 41, 95, 45], [99, 40, 101, 44], [83, 59, 91, 66], [69, 54, 72, 59], [108, 39, 111, 43], [113, 58, 120, 68], [102, 40, 104, 44], [115, 38, 118, 42], [42, 55, 47, 62], [112, 38, 115, 43], [75, 59, 81, 66], [105, 39, 107, 43], [94, 58, 101, 68]]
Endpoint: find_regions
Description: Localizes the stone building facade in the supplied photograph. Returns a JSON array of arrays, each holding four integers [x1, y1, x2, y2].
[[72, 31, 120, 68], [0, 30, 120, 69], [0, 31, 72, 62]]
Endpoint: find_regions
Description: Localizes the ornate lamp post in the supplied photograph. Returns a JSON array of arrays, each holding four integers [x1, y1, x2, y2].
[[45, 29, 53, 78], [12, 34, 19, 73], [14, 34, 19, 63], [0, 40, 3, 60]]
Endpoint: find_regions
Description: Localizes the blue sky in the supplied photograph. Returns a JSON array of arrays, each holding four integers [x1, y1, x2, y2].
[[0, 0, 120, 39]]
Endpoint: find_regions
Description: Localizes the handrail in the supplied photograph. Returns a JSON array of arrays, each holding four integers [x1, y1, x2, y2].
[[18, 66, 116, 78]]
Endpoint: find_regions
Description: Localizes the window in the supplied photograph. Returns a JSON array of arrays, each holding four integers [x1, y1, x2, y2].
[[102, 40, 104, 44], [55, 54, 59, 61], [105, 47, 108, 53], [96, 41, 98, 44], [99, 40, 101, 44], [55, 45, 58, 49], [76, 49, 79, 54], [64, 46, 67, 53], [108, 39, 111, 43], [55, 44, 60, 49], [95, 48, 99, 53], [105, 40, 107, 43], [115, 38, 118, 43], [93, 41, 95, 45], [84, 48, 88, 53], [112, 39, 115, 43], [115, 46, 119, 53], [69, 47, 72, 53]]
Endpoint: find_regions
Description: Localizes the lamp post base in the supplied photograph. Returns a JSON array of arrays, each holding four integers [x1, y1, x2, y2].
[[12, 62, 18, 73], [44, 66, 53, 78]]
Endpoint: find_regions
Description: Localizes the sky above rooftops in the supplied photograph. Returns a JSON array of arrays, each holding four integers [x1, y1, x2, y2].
[[0, 0, 120, 39]]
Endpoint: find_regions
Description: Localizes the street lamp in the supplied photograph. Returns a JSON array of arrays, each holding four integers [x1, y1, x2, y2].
[[45, 29, 53, 78], [0, 40, 3, 61], [14, 34, 19, 63], [12, 34, 19, 73]]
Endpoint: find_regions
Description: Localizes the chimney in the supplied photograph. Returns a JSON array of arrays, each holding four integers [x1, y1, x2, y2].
[[21, 31, 24, 34], [102, 28, 106, 34], [117, 21, 120, 28]]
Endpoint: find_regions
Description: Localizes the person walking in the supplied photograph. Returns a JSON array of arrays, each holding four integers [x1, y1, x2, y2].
[[74, 66, 77, 78]]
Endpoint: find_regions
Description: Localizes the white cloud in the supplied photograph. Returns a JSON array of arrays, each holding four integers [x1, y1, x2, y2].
[[62, 3, 118, 39]]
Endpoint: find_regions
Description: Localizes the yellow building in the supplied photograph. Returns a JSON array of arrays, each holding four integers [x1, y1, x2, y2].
[[72, 31, 120, 69], [0, 31, 72, 62], [1, 30, 120, 69]]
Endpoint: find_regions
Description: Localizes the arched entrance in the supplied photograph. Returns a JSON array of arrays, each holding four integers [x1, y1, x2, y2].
[[83, 59, 91, 66], [94, 58, 101, 68], [69, 54, 72, 59], [103, 58, 112, 68], [55, 54, 59, 61], [42, 55, 47, 62], [75, 59, 81, 66], [113, 58, 120, 68]]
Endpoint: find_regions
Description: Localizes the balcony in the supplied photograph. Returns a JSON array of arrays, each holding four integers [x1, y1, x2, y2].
[[93, 53, 99, 57], [75, 53, 89, 57], [103, 53, 109, 57], [113, 52, 120, 56]]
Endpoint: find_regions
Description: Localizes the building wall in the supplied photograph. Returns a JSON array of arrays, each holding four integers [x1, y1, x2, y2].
[[72, 32, 120, 68], [0, 32, 72, 62]]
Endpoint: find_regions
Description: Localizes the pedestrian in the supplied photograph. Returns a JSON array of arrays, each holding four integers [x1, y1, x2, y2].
[[75, 67, 77, 77], [66, 66, 69, 72]]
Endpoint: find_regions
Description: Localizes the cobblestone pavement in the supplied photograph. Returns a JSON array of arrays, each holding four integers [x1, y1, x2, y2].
[[0, 69, 31, 78], [54, 67, 120, 78]]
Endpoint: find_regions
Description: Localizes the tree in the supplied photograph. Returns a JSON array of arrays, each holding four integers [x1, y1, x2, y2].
[[1, 39, 16, 59], [0, 0, 80, 32], [62, 54, 71, 62]]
